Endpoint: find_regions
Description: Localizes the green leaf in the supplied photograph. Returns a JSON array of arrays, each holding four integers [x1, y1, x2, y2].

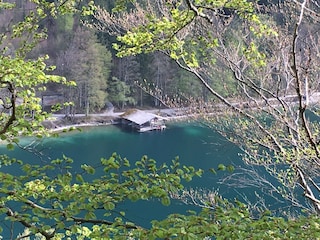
[[6, 143, 14, 150], [81, 164, 95, 174], [161, 196, 171, 206], [129, 193, 139, 202], [85, 211, 96, 220], [57, 221, 65, 229], [103, 202, 115, 210], [154, 229, 166, 238], [76, 174, 84, 183], [209, 168, 217, 174], [226, 165, 235, 173], [71, 225, 78, 234], [217, 164, 226, 171]]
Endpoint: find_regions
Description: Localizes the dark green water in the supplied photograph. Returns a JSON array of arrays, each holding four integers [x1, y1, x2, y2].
[[0, 122, 287, 236]]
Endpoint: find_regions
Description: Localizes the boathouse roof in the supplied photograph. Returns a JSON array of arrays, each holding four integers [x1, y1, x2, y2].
[[121, 109, 161, 125]]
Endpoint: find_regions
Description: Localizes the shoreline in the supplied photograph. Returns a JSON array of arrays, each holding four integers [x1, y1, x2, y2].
[[44, 114, 120, 133], [44, 108, 193, 134], [47, 121, 116, 133]]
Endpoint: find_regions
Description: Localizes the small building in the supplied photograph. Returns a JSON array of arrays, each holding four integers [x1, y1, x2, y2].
[[121, 109, 166, 132]]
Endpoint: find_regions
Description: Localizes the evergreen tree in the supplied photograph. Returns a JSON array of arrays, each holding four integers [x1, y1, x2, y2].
[[107, 76, 135, 109], [56, 26, 111, 115], [112, 56, 141, 107]]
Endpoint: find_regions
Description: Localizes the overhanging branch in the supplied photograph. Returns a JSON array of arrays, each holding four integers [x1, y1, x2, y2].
[[1, 204, 55, 240]]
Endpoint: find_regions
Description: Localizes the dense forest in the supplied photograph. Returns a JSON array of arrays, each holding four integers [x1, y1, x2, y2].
[[2, 0, 307, 115], [1, 0, 295, 116], [1, 0, 210, 115]]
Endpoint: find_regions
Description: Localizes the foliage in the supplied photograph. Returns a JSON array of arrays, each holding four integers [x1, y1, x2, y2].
[[147, 201, 320, 240], [86, 42, 111, 112], [107, 76, 136, 109], [68, 27, 111, 114], [95, 0, 320, 218], [0, 154, 203, 238], [0, 0, 89, 146], [111, 0, 275, 63], [92, 0, 276, 105], [2, 153, 320, 239]]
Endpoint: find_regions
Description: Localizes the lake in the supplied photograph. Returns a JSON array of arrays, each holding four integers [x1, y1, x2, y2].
[[0, 122, 290, 237]]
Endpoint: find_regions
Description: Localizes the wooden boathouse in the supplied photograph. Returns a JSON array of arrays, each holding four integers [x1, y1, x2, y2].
[[121, 109, 166, 132]]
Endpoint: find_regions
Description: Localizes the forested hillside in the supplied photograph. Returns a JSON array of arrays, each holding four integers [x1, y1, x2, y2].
[[1, 0, 210, 115]]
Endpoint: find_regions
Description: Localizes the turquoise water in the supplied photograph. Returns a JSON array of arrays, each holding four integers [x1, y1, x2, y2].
[[0, 122, 287, 235], [41, 123, 242, 193]]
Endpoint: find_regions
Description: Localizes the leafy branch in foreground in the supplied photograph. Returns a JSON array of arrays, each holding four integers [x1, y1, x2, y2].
[[0, 153, 203, 238], [0, 0, 95, 147], [2, 153, 320, 239]]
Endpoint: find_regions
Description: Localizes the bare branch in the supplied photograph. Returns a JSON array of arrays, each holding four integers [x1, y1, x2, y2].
[[297, 166, 320, 213]]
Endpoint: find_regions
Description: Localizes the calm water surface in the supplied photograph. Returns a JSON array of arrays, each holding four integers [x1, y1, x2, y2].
[[0, 122, 286, 235]]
